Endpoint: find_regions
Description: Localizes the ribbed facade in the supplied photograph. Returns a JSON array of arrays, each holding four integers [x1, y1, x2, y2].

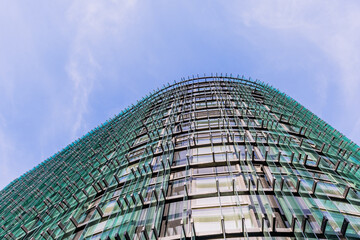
[[1, 76, 360, 240]]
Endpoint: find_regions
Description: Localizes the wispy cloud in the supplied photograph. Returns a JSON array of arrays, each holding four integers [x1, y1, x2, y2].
[[237, 1, 360, 97], [225, 0, 360, 140], [1, 0, 360, 190], [66, 45, 99, 138], [64, 0, 137, 138], [0, 0, 140, 189]]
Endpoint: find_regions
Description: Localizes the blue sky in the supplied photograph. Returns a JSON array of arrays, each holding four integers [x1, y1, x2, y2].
[[1, 0, 360, 189]]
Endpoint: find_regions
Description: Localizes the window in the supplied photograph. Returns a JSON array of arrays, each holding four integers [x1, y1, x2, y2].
[[161, 201, 185, 237], [192, 207, 222, 234], [167, 179, 186, 196], [102, 200, 117, 216], [191, 177, 217, 194]]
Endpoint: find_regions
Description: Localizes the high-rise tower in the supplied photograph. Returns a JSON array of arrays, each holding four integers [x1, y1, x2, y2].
[[1, 76, 360, 240]]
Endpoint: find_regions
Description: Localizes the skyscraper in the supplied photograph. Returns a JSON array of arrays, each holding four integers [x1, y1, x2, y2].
[[1, 76, 360, 240]]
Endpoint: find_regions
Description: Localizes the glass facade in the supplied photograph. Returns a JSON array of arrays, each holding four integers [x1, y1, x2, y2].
[[1, 76, 360, 239]]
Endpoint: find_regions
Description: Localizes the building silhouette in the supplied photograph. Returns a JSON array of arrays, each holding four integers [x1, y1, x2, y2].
[[1, 76, 360, 239]]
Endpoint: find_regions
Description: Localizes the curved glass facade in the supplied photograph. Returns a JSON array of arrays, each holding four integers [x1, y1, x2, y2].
[[1, 76, 360, 239]]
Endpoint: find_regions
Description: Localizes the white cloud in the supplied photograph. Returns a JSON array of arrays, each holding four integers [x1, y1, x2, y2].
[[225, 0, 360, 141], [0, 0, 141, 189], [237, 1, 360, 98], [66, 46, 99, 138], [64, 0, 137, 138]]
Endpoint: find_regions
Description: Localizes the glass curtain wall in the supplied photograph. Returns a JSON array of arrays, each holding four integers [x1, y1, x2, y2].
[[1, 76, 360, 240]]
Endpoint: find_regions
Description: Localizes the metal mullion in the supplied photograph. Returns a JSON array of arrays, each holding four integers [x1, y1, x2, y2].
[[93, 122, 145, 238], [153, 92, 177, 236], [232, 82, 265, 238], [142, 90, 178, 239], [244, 89, 278, 239], [148, 91, 175, 235], [114, 110, 159, 237], [221, 81, 247, 216], [259, 92, 321, 238], [225, 81, 258, 238], [240, 82, 273, 238], [255, 133, 303, 228], [249, 90, 308, 237], [213, 80, 249, 239], [123, 164, 154, 237], [108, 159, 151, 238], [181, 80, 197, 238], [243, 86, 282, 231], [216, 80, 246, 239]]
